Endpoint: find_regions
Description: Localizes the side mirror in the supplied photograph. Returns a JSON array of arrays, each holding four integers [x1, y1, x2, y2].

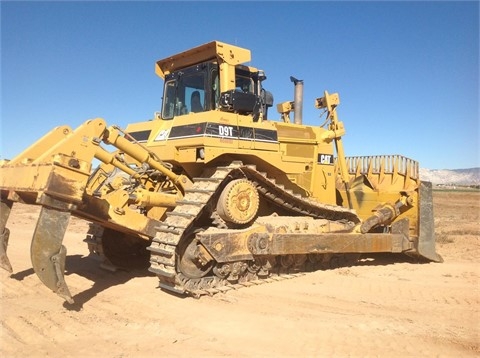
[[263, 90, 274, 107]]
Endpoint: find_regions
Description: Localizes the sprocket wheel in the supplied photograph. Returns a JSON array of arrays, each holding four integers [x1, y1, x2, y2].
[[216, 178, 259, 225]]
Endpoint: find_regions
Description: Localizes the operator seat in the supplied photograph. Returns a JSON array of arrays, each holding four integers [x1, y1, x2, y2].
[[191, 91, 203, 113]]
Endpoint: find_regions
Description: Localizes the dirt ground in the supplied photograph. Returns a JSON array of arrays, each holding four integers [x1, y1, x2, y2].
[[1, 190, 479, 357]]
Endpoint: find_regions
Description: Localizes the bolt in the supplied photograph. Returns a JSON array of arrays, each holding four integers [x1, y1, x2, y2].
[[114, 207, 125, 215], [258, 237, 267, 250]]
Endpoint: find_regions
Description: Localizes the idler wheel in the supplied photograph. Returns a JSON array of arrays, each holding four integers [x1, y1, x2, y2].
[[216, 179, 259, 225], [178, 239, 214, 279]]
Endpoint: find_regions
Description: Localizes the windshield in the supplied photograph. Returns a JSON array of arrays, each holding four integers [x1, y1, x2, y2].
[[162, 67, 207, 119]]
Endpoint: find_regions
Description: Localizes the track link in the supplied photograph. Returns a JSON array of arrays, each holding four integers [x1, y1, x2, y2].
[[148, 161, 360, 296]]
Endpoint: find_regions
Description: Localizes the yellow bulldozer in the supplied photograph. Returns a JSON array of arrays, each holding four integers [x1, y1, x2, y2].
[[0, 41, 441, 304]]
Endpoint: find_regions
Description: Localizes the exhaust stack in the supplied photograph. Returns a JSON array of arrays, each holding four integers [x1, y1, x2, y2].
[[290, 76, 304, 125]]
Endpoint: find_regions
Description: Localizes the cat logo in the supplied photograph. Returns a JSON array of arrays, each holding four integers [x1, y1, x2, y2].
[[154, 129, 170, 141], [318, 153, 334, 165]]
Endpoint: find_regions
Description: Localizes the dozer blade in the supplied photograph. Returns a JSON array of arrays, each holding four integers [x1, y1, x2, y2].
[[417, 181, 442, 262], [31, 205, 74, 304]]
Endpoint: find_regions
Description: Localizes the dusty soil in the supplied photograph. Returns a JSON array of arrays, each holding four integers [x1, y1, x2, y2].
[[1, 191, 479, 357]]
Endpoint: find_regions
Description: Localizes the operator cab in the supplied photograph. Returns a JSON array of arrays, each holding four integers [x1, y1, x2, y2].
[[161, 61, 273, 121]]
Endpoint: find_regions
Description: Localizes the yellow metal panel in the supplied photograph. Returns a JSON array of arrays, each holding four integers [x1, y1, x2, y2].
[[177, 147, 197, 162], [0, 164, 88, 204], [6, 125, 72, 165], [284, 143, 315, 158], [276, 123, 316, 141]]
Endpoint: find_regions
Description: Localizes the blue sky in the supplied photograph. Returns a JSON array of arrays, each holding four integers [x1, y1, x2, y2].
[[1, 1, 478, 169]]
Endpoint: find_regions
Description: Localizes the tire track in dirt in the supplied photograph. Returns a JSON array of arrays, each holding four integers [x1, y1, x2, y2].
[[0, 321, 26, 345]]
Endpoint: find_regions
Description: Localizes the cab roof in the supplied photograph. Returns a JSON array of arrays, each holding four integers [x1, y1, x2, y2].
[[155, 41, 251, 79]]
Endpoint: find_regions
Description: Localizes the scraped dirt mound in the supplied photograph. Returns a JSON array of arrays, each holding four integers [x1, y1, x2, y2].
[[1, 191, 479, 357]]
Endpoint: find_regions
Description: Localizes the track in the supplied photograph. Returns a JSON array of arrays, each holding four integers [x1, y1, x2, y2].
[[147, 161, 361, 297]]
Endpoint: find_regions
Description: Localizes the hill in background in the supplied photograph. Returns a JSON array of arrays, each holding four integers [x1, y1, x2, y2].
[[420, 167, 480, 186]]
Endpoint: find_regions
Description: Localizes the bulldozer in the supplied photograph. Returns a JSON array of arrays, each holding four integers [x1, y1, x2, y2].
[[0, 41, 441, 304]]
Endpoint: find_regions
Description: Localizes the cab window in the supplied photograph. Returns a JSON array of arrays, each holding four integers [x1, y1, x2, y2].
[[162, 66, 207, 119], [235, 75, 254, 93]]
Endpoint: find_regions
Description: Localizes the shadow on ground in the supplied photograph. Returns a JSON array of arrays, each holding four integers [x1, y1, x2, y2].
[[356, 253, 432, 266], [9, 252, 433, 309], [9, 253, 155, 310]]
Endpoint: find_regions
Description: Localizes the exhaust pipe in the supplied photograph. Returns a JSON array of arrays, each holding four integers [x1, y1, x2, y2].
[[290, 76, 304, 125]]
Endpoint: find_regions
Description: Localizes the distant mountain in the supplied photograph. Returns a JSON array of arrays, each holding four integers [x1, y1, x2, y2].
[[420, 167, 480, 186]]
